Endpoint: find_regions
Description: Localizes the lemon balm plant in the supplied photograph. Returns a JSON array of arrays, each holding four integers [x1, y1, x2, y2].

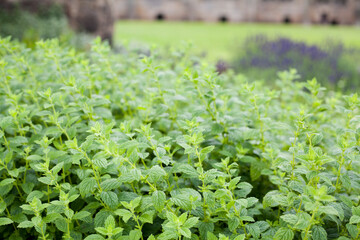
[[0, 36, 360, 240]]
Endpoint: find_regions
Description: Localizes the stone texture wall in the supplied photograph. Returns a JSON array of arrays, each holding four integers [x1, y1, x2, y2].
[[1, 0, 115, 44], [256, 0, 306, 23], [111, 0, 359, 25], [64, 0, 115, 44], [309, 1, 356, 24]]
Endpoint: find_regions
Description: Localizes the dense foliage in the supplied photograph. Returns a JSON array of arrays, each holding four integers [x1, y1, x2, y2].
[[0, 5, 68, 47], [0, 37, 360, 240], [232, 35, 359, 91]]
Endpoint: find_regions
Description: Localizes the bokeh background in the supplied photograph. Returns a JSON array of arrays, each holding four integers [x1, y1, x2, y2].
[[1, 0, 360, 90]]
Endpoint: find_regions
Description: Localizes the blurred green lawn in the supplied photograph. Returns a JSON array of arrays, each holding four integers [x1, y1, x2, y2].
[[115, 21, 360, 60]]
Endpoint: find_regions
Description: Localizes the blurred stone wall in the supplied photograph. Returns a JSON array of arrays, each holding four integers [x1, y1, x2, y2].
[[1, 0, 115, 44], [63, 0, 115, 44], [112, 0, 358, 25]]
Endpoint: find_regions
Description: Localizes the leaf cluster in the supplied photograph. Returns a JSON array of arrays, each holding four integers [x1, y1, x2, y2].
[[0, 37, 359, 240]]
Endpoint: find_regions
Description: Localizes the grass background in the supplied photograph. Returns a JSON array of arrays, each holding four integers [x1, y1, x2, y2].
[[115, 21, 360, 60]]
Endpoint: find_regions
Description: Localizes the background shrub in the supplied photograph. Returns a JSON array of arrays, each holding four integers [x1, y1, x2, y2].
[[232, 35, 359, 90], [0, 5, 68, 47]]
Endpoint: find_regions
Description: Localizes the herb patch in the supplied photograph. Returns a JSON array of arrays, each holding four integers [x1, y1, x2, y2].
[[0, 37, 359, 239]]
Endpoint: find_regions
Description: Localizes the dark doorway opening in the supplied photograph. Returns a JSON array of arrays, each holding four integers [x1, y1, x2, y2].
[[283, 16, 292, 24], [219, 16, 228, 23], [331, 19, 339, 25], [320, 13, 328, 24], [156, 13, 165, 21]]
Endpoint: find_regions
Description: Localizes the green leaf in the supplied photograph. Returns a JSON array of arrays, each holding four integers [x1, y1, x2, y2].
[[79, 178, 97, 196], [166, 211, 178, 223], [114, 209, 133, 223], [152, 190, 166, 212], [311, 225, 327, 240], [207, 232, 218, 240], [198, 221, 214, 237], [148, 165, 167, 183], [94, 211, 111, 228], [352, 206, 360, 216], [318, 206, 339, 217], [170, 188, 201, 211], [100, 179, 122, 191], [95, 227, 108, 236], [84, 234, 105, 240], [55, 217, 67, 232], [250, 161, 265, 181], [350, 215, 360, 224], [38, 177, 53, 185], [43, 213, 61, 223], [51, 162, 64, 175], [311, 133, 323, 145], [183, 217, 199, 228], [179, 227, 191, 238], [246, 224, 260, 239], [172, 163, 199, 178], [18, 221, 34, 228], [131, 196, 141, 208], [158, 230, 178, 240], [346, 223, 358, 239], [93, 157, 108, 168], [129, 229, 142, 240], [0, 217, 13, 226], [139, 210, 155, 224], [274, 227, 294, 240], [0, 201, 6, 214], [73, 211, 91, 220], [104, 215, 115, 230], [234, 235, 246, 240], [0, 178, 15, 187], [148, 235, 156, 240], [228, 217, 240, 232], [281, 214, 298, 225], [100, 191, 118, 208], [293, 212, 311, 230], [200, 146, 215, 155]]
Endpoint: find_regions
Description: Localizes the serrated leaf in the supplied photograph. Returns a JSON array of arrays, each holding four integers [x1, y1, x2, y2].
[[228, 217, 240, 232], [94, 211, 111, 228], [246, 224, 260, 239], [311, 225, 327, 240], [350, 215, 360, 224], [281, 214, 298, 225], [129, 229, 142, 240], [93, 158, 108, 168], [158, 230, 178, 240], [274, 227, 294, 240], [100, 191, 118, 208], [114, 209, 132, 223], [198, 221, 214, 237], [55, 217, 67, 232], [250, 161, 265, 181], [207, 232, 218, 240], [0, 178, 15, 187], [318, 206, 338, 216], [79, 178, 97, 196], [100, 179, 122, 191], [183, 217, 198, 228], [43, 213, 61, 223], [73, 211, 91, 220], [152, 190, 166, 212], [139, 210, 155, 224], [84, 234, 105, 240], [104, 215, 115, 230], [172, 163, 199, 178], [18, 221, 34, 228]]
